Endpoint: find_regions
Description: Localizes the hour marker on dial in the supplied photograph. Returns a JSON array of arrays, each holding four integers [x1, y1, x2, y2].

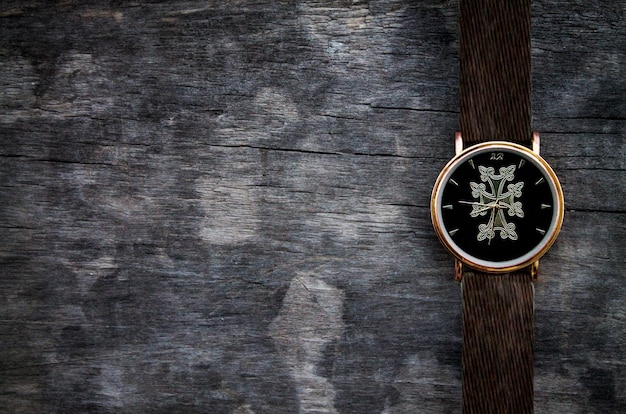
[[536, 228, 546, 235], [443, 204, 453, 210], [535, 177, 545, 186], [449, 228, 459, 236], [468, 159, 475, 169], [450, 178, 459, 186], [518, 159, 526, 168], [540, 203, 551, 209]]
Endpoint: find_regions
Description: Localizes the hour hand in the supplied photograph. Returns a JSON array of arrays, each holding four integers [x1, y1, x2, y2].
[[458, 200, 495, 216], [458, 200, 495, 208]]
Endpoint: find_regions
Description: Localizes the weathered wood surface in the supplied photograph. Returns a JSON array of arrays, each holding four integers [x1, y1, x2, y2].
[[0, 1, 624, 413]]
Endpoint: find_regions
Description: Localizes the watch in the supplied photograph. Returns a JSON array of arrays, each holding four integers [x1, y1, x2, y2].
[[432, 138, 563, 275], [430, 1, 564, 413]]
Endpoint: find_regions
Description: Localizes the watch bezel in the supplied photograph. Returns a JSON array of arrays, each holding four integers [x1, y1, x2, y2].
[[431, 141, 564, 273]]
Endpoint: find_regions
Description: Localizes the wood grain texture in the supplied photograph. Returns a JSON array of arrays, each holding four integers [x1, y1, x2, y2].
[[0, 1, 624, 413]]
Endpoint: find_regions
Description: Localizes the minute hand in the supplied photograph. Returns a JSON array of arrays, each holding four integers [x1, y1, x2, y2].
[[458, 200, 500, 217], [458, 200, 496, 208]]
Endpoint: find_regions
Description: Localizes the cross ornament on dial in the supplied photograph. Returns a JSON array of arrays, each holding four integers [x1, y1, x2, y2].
[[431, 141, 564, 273]]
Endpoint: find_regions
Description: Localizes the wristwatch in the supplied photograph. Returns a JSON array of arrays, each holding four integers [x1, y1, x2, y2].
[[430, 1, 564, 413]]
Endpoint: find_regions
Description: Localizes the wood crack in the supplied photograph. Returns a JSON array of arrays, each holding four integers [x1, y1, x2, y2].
[[205, 143, 421, 159], [566, 208, 625, 215]]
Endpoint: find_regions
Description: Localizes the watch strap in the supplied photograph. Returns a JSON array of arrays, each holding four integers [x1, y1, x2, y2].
[[459, 0, 532, 146], [459, 0, 535, 411], [462, 270, 534, 413]]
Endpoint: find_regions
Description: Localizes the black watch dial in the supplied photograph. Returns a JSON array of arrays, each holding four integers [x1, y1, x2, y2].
[[431, 142, 563, 271]]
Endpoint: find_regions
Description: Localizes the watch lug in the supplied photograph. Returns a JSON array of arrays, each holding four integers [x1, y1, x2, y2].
[[455, 131, 463, 155], [454, 259, 463, 282], [457, 131, 539, 154], [531, 260, 539, 282], [532, 131, 540, 155]]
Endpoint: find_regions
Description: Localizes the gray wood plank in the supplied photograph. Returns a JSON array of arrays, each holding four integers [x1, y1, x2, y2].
[[0, 1, 624, 413]]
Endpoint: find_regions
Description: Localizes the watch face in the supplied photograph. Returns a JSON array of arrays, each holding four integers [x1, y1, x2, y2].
[[431, 142, 564, 272]]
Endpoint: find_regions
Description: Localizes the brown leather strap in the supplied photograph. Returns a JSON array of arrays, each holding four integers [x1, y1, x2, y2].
[[462, 270, 534, 414], [459, 0, 531, 146], [459, 2, 534, 409]]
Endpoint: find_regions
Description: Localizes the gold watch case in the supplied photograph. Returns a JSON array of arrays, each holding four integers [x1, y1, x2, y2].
[[431, 140, 564, 273]]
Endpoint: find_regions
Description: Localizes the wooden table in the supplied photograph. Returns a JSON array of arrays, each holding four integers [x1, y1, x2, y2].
[[1, 1, 624, 412]]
